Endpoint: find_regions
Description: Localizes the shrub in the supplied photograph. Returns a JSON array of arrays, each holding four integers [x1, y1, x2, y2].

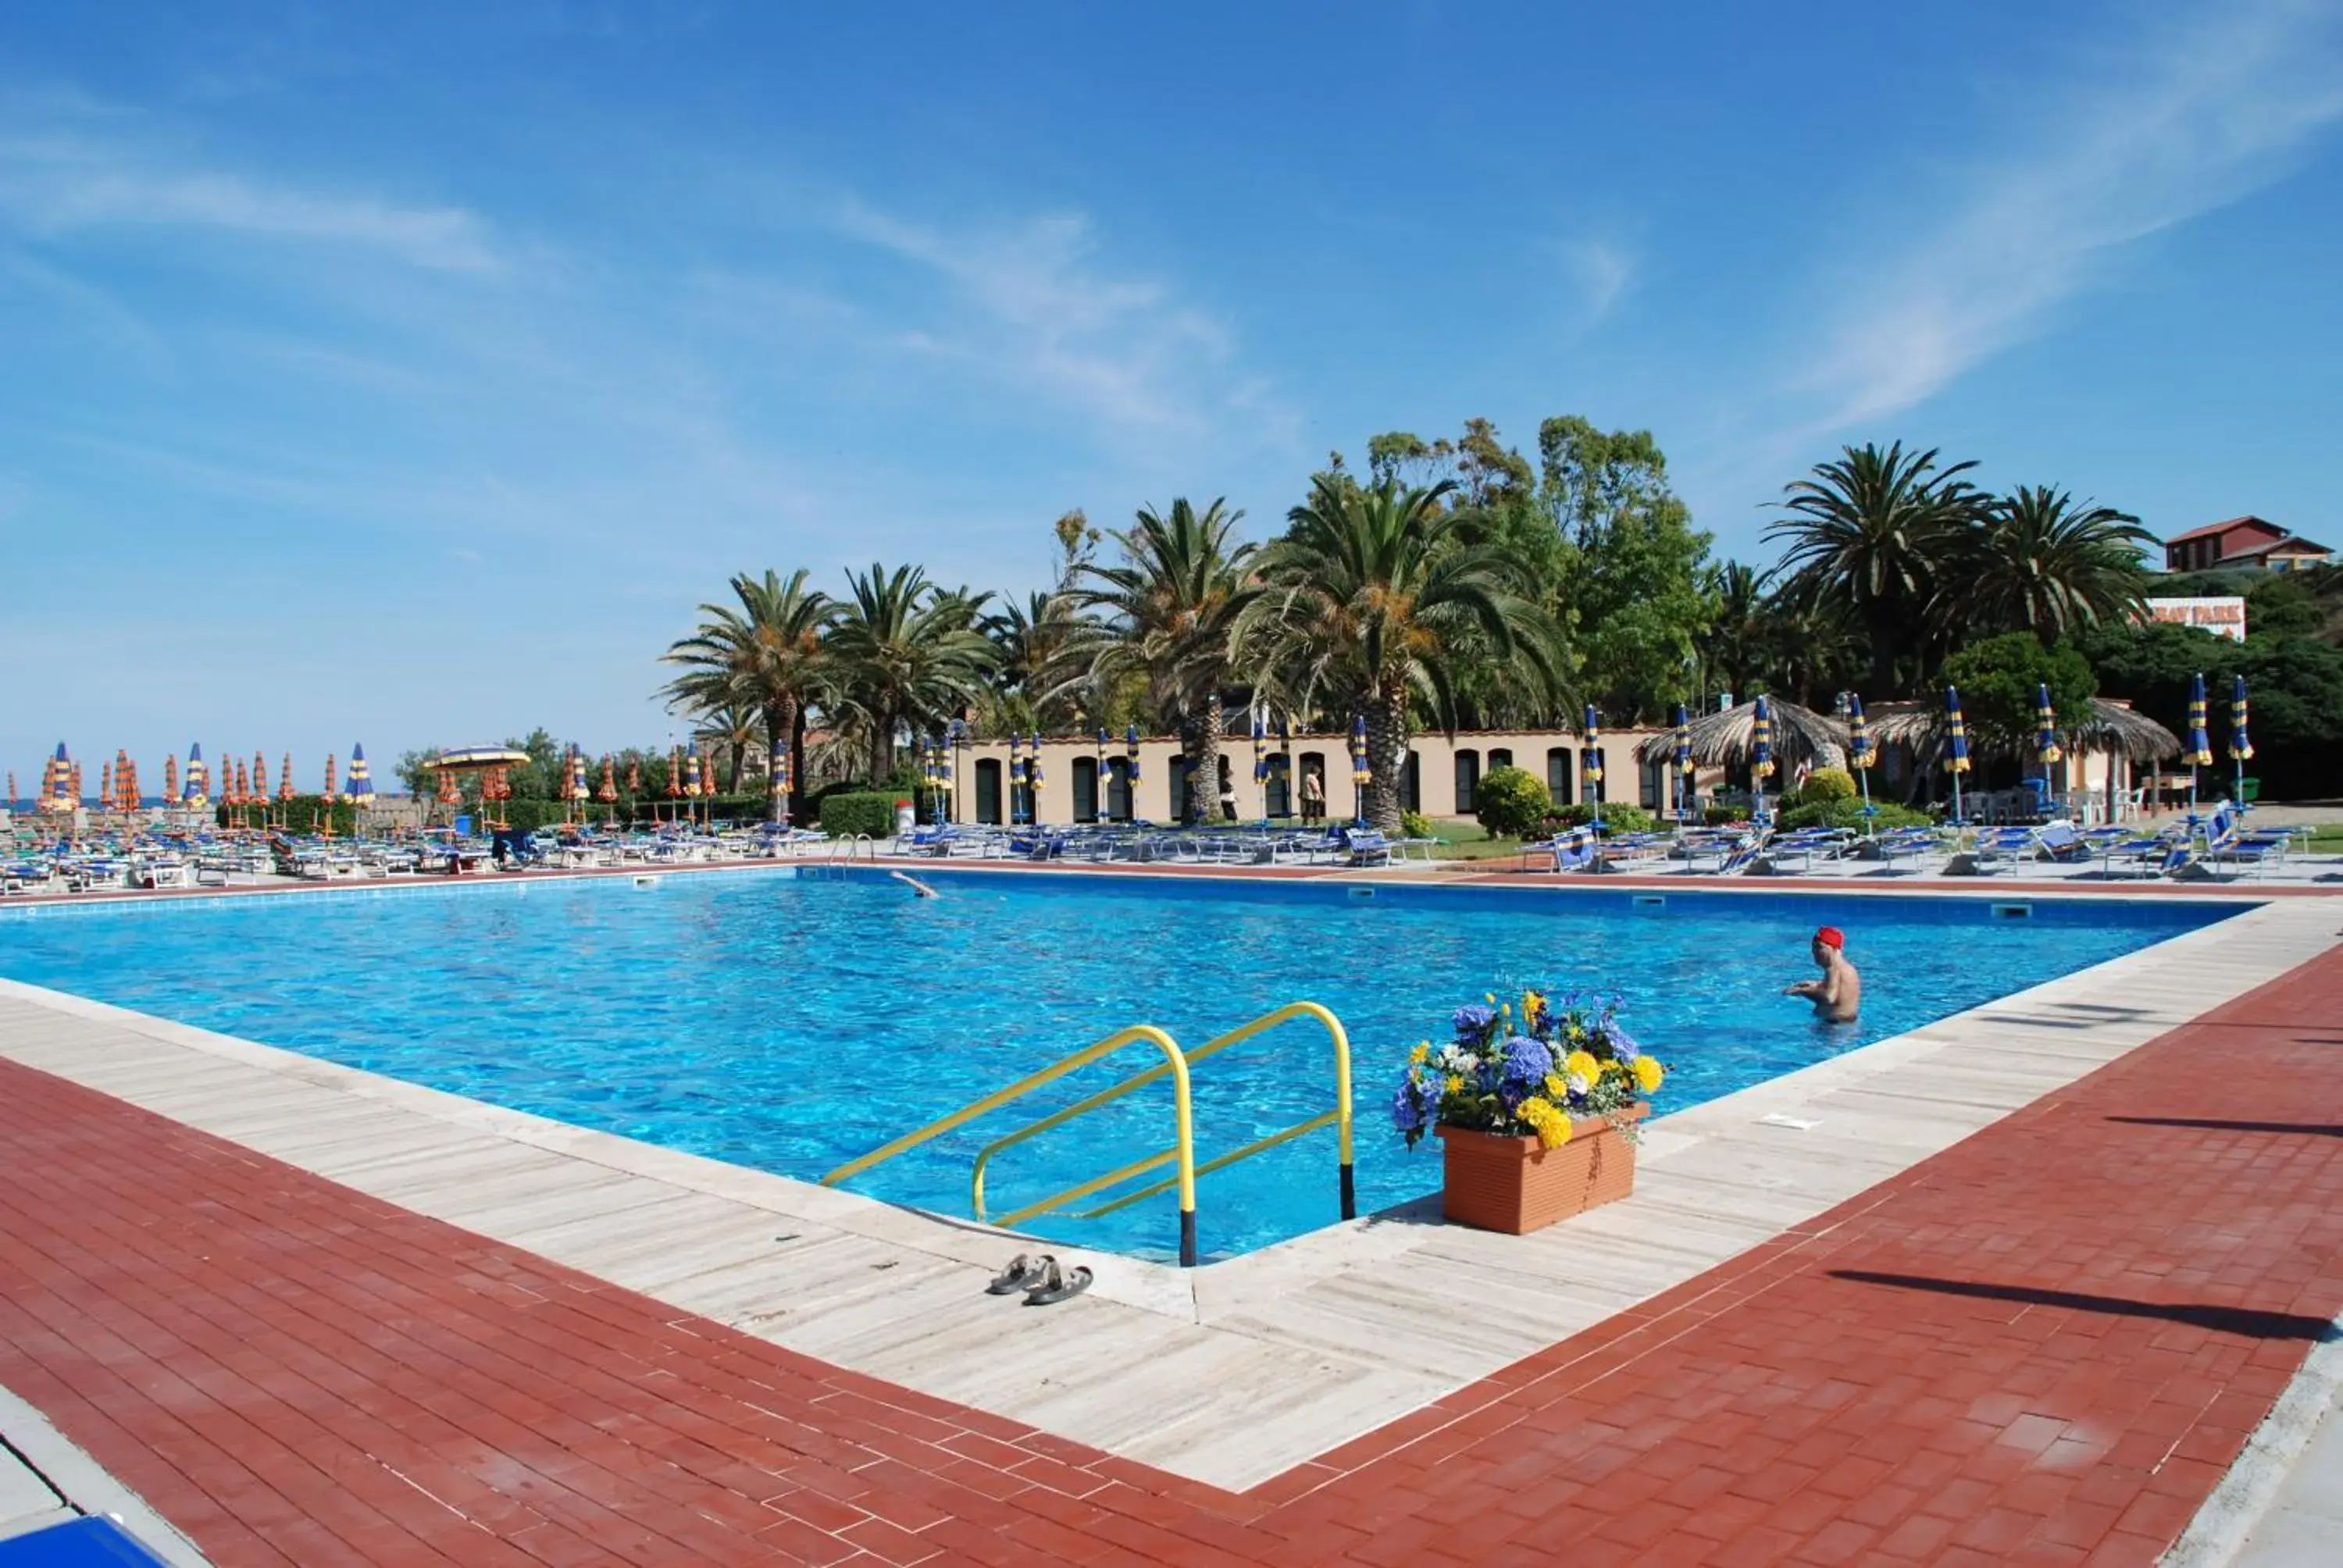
[[1779, 798, 1934, 832], [1703, 805, 1749, 825], [1790, 767, 1856, 806], [1551, 802, 1657, 835], [1473, 767, 1552, 837], [819, 790, 904, 840], [1400, 810, 1438, 841], [216, 795, 357, 835]]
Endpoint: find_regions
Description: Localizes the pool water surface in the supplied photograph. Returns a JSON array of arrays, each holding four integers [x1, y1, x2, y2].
[[0, 869, 2235, 1258]]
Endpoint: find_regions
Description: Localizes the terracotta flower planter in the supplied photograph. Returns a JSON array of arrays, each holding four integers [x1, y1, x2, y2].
[[1436, 1106, 1646, 1235]]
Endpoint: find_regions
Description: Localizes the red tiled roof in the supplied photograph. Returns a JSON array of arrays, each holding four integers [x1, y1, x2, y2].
[[2221, 534, 2334, 559], [2164, 515, 2277, 546]]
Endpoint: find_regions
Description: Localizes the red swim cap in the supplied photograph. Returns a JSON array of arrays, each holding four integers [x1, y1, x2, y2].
[[1815, 926, 1846, 950]]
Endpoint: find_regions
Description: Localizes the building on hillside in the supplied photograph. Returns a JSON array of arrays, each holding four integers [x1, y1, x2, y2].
[[2163, 516, 2333, 573]]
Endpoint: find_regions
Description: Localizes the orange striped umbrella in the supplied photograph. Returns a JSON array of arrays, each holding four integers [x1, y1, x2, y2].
[[597, 756, 619, 803], [101, 757, 113, 808], [234, 758, 251, 806], [279, 752, 295, 804], [251, 752, 268, 802], [667, 747, 685, 799], [164, 755, 178, 805], [323, 754, 337, 800], [70, 761, 84, 808], [436, 767, 460, 807], [625, 756, 641, 794], [321, 754, 338, 837], [116, 754, 140, 816], [6, 772, 16, 808]]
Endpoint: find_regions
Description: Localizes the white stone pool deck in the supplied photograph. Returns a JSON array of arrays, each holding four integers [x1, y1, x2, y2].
[[1, 872, 2332, 1497]]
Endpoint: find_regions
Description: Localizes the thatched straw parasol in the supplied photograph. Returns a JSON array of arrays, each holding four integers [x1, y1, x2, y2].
[[1635, 697, 1849, 772], [1870, 698, 2177, 766]]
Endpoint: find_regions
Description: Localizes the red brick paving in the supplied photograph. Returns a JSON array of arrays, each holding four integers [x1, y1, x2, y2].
[[3, 948, 2341, 1565]]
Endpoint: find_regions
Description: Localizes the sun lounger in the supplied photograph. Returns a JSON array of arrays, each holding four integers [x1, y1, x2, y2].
[[1346, 829, 1393, 868], [0, 1516, 177, 1566]]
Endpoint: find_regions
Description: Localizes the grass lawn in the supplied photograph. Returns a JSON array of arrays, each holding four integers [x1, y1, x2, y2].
[[1424, 818, 1534, 862]]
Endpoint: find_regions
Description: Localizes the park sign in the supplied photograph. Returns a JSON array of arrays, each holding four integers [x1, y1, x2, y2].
[[2142, 597, 2246, 643]]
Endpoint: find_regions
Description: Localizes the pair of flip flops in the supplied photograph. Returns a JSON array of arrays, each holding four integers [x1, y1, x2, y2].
[[986, 1253, 1092, 1305]]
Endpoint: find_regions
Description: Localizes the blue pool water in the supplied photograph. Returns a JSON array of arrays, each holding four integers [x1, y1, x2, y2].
[[0, 870, 2234, 1259]]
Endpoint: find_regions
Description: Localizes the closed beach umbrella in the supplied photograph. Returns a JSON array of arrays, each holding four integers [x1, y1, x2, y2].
[[323, 754, 337, 801], [116, 754, 140, 817], [1672, 704, 1693, 824], [569, 748, 590, 802], [597, 756, 619, 803], [100, 758, 112, 811], [1750, 695, 1776, 824], [346, 743, 374, 807], [184, 743, 209, 809], [1007, 733, 1024, 824], [625, 755, 641, 796], [320, 754, 337, 837], [234, 758, 251, 813], [251, 752, 268, 807], [162, 755, 178, 809], [1944, 686, 1972, 825], [280, 753, 296, 804], [684, 750, 703, 798], [1845, 694, 1876, 822], [45, 744, 73, 814], [1252, 713, 1267, 786], [2035, 684, 2063, 766], [2227, 674, 2252, 806], [2184, 671, 2213, 814], [1349, 715, 1370, 825], [5, 772, 13, 810], [1026, 735, 1044, 804], [1582, 704, 1605, 811]]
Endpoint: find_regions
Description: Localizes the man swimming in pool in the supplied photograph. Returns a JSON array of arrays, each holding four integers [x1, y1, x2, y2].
[[1785, 925, 1860, 1023], [890, 870, 940, 899]]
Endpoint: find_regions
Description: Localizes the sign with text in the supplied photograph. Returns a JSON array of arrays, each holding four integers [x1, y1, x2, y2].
[[2142, 597, 2247, 642]]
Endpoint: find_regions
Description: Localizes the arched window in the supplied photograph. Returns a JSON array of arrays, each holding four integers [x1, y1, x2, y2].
[[1489, 747, 1513, 771], [1168, 757, 1193, 823], [975, 759, 1003, 825], [1106, 758, 1132, 821], [1454, 750, 1481, 814], [1267, 754, 1293, 818], [1546, 747, 1574, 806], [1403, 750, 1421, 813], [1072, 756, 1100, 822]]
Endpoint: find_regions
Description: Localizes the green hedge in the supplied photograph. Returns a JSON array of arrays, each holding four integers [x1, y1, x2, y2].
[[215, 795, 357, 835], [1550, 802, 1657, 835], [1779, 798, 1935, 832], [819, 790, 905, 840]]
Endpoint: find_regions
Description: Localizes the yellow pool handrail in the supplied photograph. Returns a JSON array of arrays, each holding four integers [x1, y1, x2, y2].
[[968, 999, 1355, 1242], [818, 1023, 1200, 1264]]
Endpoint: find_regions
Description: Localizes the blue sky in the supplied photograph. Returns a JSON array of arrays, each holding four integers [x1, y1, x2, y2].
[[4, 2, 2339, 788]]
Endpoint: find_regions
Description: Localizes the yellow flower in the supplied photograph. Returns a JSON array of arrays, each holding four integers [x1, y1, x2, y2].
[[1445, 1074, 1465, 1094], [1521, 991, 1541, 1022], [1517, 1096, 1572, 1149], [1564, 1049, 1601, 1084], [1632, 1055, 1665, 1092], [1543, 1073, 1568, 1098], [1410, 1042, 1430, 1066]]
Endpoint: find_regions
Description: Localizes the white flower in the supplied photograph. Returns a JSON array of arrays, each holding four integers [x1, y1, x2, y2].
[[1567, 1072, 1593, 1097]]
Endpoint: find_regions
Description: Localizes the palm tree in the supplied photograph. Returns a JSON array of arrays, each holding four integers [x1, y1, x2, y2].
[[825, 563, 997, 781], [1248, 476, 1564, 830], [1937, 486, 2156, 643], [704, 701, 760, 793], [1767, 442, 1985, 697], [1054, 499, 1257, 824], [661, 568, 833, 821], [1697, 560, 1773, 706]]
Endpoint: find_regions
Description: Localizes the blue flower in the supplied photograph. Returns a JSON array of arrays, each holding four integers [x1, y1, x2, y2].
[[1452, 1003, 1498, 1036], [1602, 1017, 1641, 1057], [1501, 1035, 1553, 1089], [1389, 1082, 1432, 1132]]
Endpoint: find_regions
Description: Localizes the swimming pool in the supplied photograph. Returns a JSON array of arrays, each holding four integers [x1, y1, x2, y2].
[[0, 869, 2237, 1259]]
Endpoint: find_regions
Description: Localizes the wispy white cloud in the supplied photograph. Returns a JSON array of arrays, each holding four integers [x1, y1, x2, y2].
[[1796, 0, 2343, 431], [1560, 238, 1635, 323], [826, 196, 1253, 436], [0, 130, 505, 273]]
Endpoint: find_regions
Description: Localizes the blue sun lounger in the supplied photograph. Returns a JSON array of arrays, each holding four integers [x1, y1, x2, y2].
[[0, 1517, 175, 1566]]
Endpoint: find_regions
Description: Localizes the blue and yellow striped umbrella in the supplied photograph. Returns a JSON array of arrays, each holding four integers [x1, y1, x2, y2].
[[569, 747, 590, 801], [1750, 697, 1774, 782], [2227, 675, 2252, 762], [1673, 704, 1692, 776], [344, 743, 373, 805], [47, 743, 73, 811], [1943, 686, 1971, 774], [1125, 724, 1140, 785], [1846, 694, 1876, 769], [1026, 735, 1043, 798], [2184, 672, 2213, 767], [2035, 683, 2062, 766], [1252, 714, 1267, 783], [1582, 704, 1603, 787], [1350, 715, 1370, 785], [183, 742, 210, 809]]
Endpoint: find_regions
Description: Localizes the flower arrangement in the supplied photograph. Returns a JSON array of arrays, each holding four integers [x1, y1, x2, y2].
[[1391, 989, 1665, 1150]]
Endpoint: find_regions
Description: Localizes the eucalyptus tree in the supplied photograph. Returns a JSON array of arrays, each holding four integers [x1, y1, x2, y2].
[[1767, 442, 1985, 697], [660, 568, 833, 820], [1938, 486, 2156, 644], [1053, 498, 1257, 823], [1247, 476, 1566, 831], [823, 564, 998, 782]]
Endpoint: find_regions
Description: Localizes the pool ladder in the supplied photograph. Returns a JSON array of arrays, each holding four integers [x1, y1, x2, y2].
[[818, 1001, 1354, 1267]]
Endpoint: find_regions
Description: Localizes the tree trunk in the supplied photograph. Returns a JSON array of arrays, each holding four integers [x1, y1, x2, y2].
[[1864, 610, 1899, 700], [1180, 697, 1223, 825], [790, 709, 810, 825], [1364, 681, 1409, 831]]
